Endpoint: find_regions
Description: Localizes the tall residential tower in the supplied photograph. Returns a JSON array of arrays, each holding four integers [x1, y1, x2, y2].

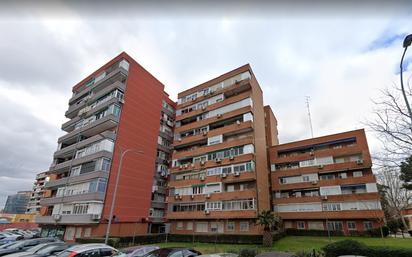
[[36, 52, 174, 241]]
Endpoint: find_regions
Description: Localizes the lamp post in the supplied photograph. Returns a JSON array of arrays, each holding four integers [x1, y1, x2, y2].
[[104, 148, 144, 244], [400, 34, 412, 133]]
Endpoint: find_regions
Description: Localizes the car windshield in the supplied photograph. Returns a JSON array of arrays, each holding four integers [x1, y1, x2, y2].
[[5, 241, 25, 249], [27, 243, 50, 253], [0, 242, 16, 249], [36, 245, 63, 255], [145, 249, 174, 257]]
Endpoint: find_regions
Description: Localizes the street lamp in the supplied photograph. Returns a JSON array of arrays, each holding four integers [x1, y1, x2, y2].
[[104, 148, 144, 244], [400, 34, 412, 133]]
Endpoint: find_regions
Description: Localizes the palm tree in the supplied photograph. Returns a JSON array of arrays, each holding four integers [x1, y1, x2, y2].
[[256, 210, 281, 247]]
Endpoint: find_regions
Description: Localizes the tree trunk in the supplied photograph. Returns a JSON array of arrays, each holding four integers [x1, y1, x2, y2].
[[262, 230, 273, 247]]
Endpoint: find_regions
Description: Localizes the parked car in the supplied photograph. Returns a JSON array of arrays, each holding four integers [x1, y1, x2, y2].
[[57, 244, 121, 257], [4, 230, 32, 240], [19, 243, 70, 257], [0, 238, 58, 256], [141, 248, 201, 257], [124, 246, 159, 257], [3, 242, 66, 257], [0, 233, 22, 246]]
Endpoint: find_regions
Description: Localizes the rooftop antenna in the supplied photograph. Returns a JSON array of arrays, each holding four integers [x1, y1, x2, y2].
[[305, 96, 314, 138]]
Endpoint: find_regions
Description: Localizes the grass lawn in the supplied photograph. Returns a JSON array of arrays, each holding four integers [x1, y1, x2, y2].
[[150, 236, 412, 254]]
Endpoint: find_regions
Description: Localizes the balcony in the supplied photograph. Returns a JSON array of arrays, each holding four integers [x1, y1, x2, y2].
[[176, 91, 252, 122], [151, 201, 167, 209], [273, 192, 381, 204], [58, 114, 119, 145], [40, 192, 105, 206], [168, 189, 256, 203], [272, 174, 377, 191], [49, 150, 113, 173], [277, 210, 384, 220], [174, 121, 253, 148], [173, 137, 253, 160], [171, 153, 254, 173], [69, 66, 128, 106], [177, 78, 252, 109], [54, 131, 116, 159], [272, 160, 372, 177], [166, 209, 257, 220], [36, 213, 101, 224], [66, 81, 125, 119], [44, 171, 109, 189], [175, 106, 253, 134], [169, 170, 255, 188]]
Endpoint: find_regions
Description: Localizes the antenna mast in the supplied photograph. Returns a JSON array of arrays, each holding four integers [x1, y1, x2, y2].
[[306, 96, 314, 138]]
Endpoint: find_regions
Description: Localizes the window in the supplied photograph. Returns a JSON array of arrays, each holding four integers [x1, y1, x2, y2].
[[226, 222, 235, 232], [100, 248, 117, 257], [239, 222, 249, 232], [338, 172, 347, 179], [302, 175, 310, 182], [176, 221, 184, 230], [364, 221, 373, 230], [206, 201, 222, 210], [205, 183, 221, 194], [208, 135, 223, 146], [353, 171, 363, 177], [84, 228, 92, 238], [70, 166, 81, 176], [327, 221, 343, 231], [186, 222, 193, 230], [323, 203, 341, 211], [347, 221, 357, 230], [297, 221, 305, 230], [195, 222, 208, 233]]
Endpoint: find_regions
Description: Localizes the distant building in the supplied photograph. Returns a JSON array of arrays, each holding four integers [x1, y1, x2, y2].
[[4, 191, 31, 214], [26, 172, 49, 214]]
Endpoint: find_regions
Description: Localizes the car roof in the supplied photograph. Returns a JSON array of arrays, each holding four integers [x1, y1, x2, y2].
[[66, 244, 115, 253]]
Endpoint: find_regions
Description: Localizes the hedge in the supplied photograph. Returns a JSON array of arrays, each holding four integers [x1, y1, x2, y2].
[[76, 232, 285, 247], [286, 227, 389, 237], [322, 239, 412, 257]]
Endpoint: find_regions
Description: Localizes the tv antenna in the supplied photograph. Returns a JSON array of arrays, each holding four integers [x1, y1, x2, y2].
[[305, 96, 314, 138]]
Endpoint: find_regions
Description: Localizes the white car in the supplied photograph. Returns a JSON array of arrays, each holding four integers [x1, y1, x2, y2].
[[57, 243, 123, 257], [0, 233, 22, 245]]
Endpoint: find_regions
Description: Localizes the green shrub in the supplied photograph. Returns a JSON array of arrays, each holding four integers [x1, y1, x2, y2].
[[285, 229, 344, 237], [238, 248, 258, 257], [322, 239, 412, 257]]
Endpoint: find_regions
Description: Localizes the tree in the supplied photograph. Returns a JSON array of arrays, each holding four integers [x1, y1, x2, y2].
[[377, 166, 412, 233], [368, 81, 412, 166], [256, 210, 281, 247], [400, 155, 412, 190]]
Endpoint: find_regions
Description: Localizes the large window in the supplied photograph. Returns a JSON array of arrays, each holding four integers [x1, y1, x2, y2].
[[327, 221, 343, 231], [195, 222, 208, 233], [239, 222, 249, 232]]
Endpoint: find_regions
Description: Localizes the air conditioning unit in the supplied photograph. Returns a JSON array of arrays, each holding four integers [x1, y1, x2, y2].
[[217, 114, 222, 118], [229, 156, 234, 160], [205, 209, 210, 215], [202, 106, 207, 110], [174, 194, 180, 200], [179, 195, 183, 200], [234, 172, 240, 177], [191, 195, 195, 199], [200, 160, 206, 166], [236, 120, 241, 125], [184, 164, 189, 168], [221, 173, 227, 178], [206, 193, 211, 199], [318, 165, 324, 169], [202, 131, 208, 136], [200, 175, 205, 181], [210, 90, 215, 95], [215, 158, 222, 163], [321, 195, 328, 200], [311, 181, 318, 185], [356, 159, 364, 165], [52, 214, 61, 221], [91, 214, 101, 220], [309, 151, 314, 156], [178, 138, 182, 142], [191, 163, 195, 168], [119, 99, 125, 104]]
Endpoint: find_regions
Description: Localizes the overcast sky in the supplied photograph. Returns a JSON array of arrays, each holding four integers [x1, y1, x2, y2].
[[0, 1, 411, 207]]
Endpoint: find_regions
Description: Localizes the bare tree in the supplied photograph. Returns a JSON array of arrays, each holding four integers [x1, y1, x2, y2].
[[377, 166, 412, 232], [367, 75, 412, 166]]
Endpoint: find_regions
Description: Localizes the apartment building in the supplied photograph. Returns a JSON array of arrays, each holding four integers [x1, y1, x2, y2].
[[269, 129, 384, 234], [36, 52, 175, 241], [166, 64, 278, 235], [26, 172, 49, 214]]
